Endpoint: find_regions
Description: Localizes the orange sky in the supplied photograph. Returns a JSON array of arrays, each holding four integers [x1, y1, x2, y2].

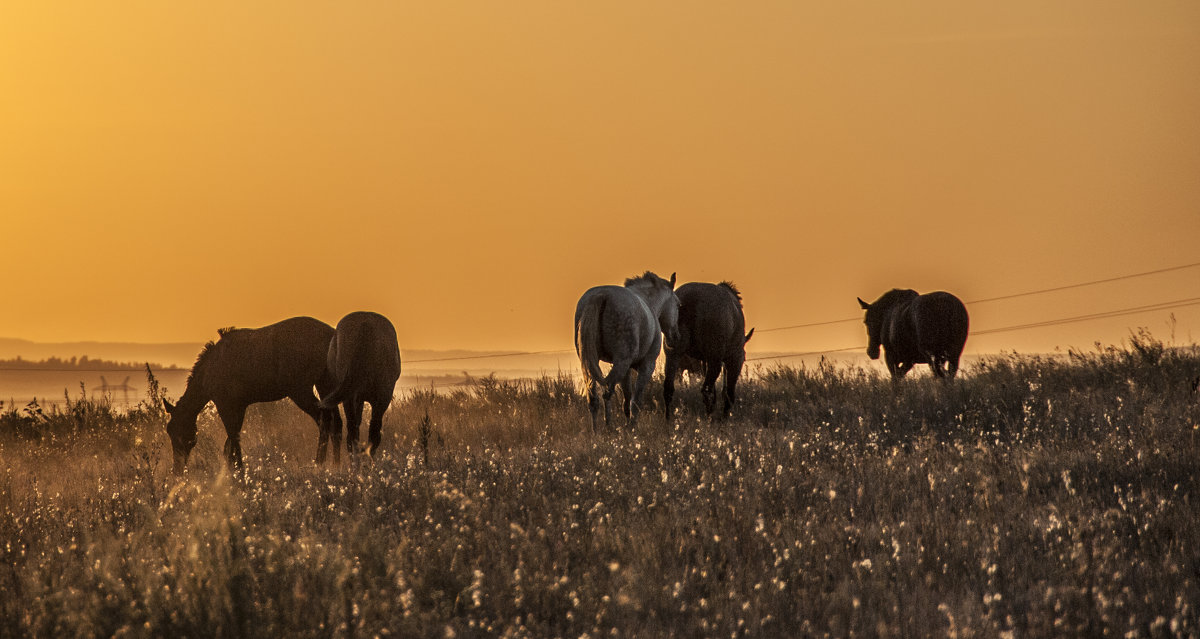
[[2, 2, 1198, 356]]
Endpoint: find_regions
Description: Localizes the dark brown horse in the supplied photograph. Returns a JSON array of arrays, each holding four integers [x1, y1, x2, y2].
[[163, 316, 340, 473], [664, 281, 754, 417], [318, 311, 402, 459], [857, 289, 969, 379]]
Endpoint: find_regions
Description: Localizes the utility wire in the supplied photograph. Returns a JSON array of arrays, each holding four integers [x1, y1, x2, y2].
[[756, 259, 1200, 334], [747, 345, 864, 362], [971, 297, 1200, 336], [746, 297, 1200, 362], [966, 261, 1200, 305], [406, 348, 574, 364]]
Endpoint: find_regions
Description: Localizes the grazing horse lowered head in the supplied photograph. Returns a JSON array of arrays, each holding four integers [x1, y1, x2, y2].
[[575, 271, 680, 431], [318, 311, 402, 460], [664, 281, 754, 417], [857, 289, 969, 380], [162, 316, 341, 474]]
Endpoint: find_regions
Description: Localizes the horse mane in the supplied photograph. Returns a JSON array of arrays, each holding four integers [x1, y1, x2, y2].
[[184, 326, 239, 386], [623, 271, 662, 288], [184, 339, 219, 386], [719, 281, 743, 308], [876, 288, 920, 308]]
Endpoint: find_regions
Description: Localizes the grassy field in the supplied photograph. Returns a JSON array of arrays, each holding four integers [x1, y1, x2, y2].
[[2, 334, 1199, 638]]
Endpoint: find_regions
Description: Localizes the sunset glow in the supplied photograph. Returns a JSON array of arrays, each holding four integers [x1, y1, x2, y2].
[[2, 2, 1197, 356]]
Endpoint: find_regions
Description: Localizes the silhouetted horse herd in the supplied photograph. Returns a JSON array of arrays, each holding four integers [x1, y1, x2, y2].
[[165, 272, 968, 472]]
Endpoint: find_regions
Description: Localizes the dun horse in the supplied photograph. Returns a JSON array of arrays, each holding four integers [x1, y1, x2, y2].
[[319, 311, 402, 460], [575, 271, 681, 431], [664, 281, 754, 417], [163, 316, 339, 473], [857, 289, 969, 379]]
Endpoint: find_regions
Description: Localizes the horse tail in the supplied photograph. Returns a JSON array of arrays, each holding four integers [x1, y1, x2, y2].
[[319, 330, 368, 410], [576, 295, 607, 386]]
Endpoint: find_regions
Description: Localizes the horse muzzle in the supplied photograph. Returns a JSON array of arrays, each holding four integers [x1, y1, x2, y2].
[[867, 343, 881, 360], [171, 448, 190, 475]]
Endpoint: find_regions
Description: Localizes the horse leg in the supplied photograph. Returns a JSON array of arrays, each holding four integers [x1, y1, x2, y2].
[[324, 407, 343, 465], [215, 402, 248, 474], [290, 391, 332, 465], [366, 395, 390, 456], [627, 356, 657, 428], [344, 400, 365, 454], [315, 416, 329, 465], [604, 360, 632, 428], [700, 360, 721, 415], [619, 372, 634, 423], [587, 381, 603, 433], [946, 356, 960, 379], [926, 353, 947, 379], [885, 351, 911, 380], [722, 360, 743, 417], [663, 353, 679, 420]]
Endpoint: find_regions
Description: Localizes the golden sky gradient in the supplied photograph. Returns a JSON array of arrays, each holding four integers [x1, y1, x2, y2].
[[2, 2, 1198, 356]]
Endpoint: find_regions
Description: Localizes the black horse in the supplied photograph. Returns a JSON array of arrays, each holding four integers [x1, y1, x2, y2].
[[163, 316, 340, 473], [319, 311, 402, 459], [664, 281, 754, 417], [857, 289, 969, 379]]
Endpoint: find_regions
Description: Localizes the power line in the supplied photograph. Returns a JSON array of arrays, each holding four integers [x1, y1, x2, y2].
[[971, 297, 1200, 337], [967, 261, 1200, 305], [756, 259, 1200, 334], [746, 296, 1200, 362], [747, 345, 864, 362], [406, 349, 573, 364]]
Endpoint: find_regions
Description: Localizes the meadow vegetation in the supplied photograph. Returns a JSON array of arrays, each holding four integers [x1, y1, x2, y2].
[[2, 333, 1199, 637]]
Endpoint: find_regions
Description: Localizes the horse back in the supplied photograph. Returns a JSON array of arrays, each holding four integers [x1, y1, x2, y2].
[[329, 312, 402, 394], [206, 316, 335, 403], [912, 292, 969, 355], [676, 282, 747, 362], [576, 286, 659, 363]]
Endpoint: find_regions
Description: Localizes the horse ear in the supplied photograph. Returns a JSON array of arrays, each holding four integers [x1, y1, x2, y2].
[[669, 272, 676, 289], [162, 399, 175, 414], [744, 328, 755, 344], [857, 297, 870, 310]]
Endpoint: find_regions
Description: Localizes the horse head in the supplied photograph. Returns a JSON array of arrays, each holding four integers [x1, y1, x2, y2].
[[626, 271, 681, 350], [858, 297, 883, 360], [657, 273, 682, 351], [859, 290, 920, 361], [162, 399, 197, 474]]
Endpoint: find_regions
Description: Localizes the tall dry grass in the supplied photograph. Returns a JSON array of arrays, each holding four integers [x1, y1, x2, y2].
[[2, 333, 1199, 637]]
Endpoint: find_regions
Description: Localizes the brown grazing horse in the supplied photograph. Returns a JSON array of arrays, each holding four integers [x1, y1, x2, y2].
[[163, 316, 339, 473], [318, 311, 402, 460], [664, 281, 754, 417], [857, 289, 969, 379]]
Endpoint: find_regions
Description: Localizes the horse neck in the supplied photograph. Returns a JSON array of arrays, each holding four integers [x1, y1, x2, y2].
[[175, 366, 213, 419], [629, 284, 667, 317]]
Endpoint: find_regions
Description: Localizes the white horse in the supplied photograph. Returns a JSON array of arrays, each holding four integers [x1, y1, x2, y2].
[[574, 271, 681, 431]]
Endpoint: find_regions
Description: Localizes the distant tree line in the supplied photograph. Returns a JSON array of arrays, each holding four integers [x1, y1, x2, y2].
[[0, 355, 180, 371]]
